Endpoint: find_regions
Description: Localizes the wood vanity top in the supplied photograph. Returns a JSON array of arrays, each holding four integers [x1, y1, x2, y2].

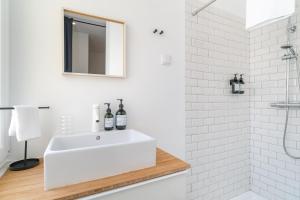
[[0, 148, 190, 200]]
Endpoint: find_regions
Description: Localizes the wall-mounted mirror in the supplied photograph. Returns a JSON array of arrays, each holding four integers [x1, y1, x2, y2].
[[63, 9, 126, 77]]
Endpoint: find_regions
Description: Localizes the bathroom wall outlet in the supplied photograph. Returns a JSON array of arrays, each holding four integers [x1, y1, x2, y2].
[[161, 54, 172, 65]]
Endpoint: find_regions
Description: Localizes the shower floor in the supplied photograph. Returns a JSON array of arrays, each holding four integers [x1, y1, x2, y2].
[[230, 191, 267, 200]]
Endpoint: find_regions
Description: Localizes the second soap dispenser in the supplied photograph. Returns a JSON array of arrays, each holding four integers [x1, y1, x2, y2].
[[104, 103, 114, 131], [115, 99, 127, 130], [238, 74, 245, 94], [230, 74, 240, 94]]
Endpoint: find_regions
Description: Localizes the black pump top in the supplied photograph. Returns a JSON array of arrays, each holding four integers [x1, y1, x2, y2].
[[104, 103, 112, 113], [233, 74, 238, 82], [117, 99, 124, 109], [239, 74, 244, 84]]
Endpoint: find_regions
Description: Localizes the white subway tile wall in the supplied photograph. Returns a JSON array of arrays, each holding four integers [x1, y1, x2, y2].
[[186, 0, 250, 199], [249, 4, 300, 200], [186, 0, 300, 200]]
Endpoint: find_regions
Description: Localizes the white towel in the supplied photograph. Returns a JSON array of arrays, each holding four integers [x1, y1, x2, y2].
[[8, 106, 41, 142], [246, 0, 295, 30]]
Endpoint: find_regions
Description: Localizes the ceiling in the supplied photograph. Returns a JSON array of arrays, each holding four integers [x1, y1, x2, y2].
[[211, 0, 246, 19]]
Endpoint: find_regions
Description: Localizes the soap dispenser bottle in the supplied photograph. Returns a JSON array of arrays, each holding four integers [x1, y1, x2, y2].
[[104, 103, 114, 131], [239, 74, 245, 94], [115, 99, 127, 130], [230, 74, 240, 94], [92, 104, 101, 132]]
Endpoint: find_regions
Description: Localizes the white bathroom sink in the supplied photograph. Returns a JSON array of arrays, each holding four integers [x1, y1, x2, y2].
[[44, 129, 156, 190]]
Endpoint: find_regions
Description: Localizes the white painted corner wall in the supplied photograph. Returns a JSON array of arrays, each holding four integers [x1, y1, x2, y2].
[[0, 0, 10, 164], [8, 0, 185, 160]]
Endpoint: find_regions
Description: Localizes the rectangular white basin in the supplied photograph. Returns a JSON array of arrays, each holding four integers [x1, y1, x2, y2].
[[44, 129, 156, 190]]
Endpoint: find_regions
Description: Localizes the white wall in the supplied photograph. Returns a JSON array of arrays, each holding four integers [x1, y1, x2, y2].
[[212, 0, 246, 19], [72, 31, 89, 73], [9, 0, 185, 160], [0, 0, 3, 151], [0, 0, 9, 164], [186, 0, 250, 199], [249, 6, 300, 200]]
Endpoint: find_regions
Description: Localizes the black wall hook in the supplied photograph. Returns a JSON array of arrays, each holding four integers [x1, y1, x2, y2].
[[153, 29, 164, 35]]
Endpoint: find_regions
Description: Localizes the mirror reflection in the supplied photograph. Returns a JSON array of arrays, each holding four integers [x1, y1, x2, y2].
[[64, 10, 125, 77]]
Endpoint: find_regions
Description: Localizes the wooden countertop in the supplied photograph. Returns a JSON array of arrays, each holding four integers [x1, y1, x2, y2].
[[0, 148, 190, 200]]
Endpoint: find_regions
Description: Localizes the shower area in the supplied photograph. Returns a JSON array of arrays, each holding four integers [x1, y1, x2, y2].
[[185, 0, 300, 200]]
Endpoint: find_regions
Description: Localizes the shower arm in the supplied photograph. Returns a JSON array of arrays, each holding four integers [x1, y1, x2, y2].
[[192, 0, 217, 16]]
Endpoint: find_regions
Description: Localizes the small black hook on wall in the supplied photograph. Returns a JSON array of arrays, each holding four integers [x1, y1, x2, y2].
[[153, 29, 164, 35]]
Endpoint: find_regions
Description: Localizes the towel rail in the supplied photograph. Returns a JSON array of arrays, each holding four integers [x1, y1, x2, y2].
[[0, 105, 50, 170], [0, 106, 50, 110]]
